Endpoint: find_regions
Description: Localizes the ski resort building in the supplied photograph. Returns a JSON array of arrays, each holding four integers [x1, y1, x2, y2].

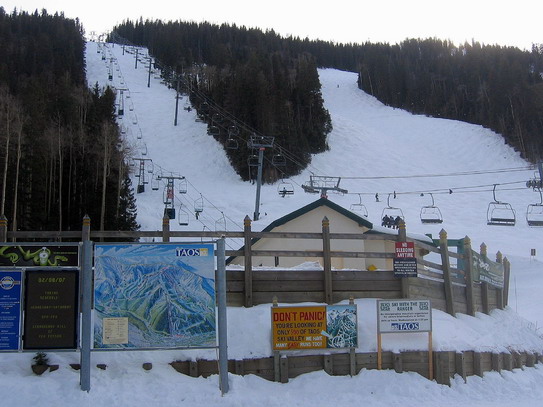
[[227, 197, 429, 270]]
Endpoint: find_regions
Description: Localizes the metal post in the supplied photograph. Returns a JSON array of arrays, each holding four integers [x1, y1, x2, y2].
[[253, 148, 264, 221], [80, 216, 92, 392], [217, 238, 229, 394], [174, 77, 180, 126], [134, 48, 138, 69], [147, 58, 152, 88]]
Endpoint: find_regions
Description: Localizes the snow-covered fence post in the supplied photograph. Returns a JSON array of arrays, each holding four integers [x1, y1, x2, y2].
[[439, 229, 455, 316], [480, 243, 490, 314], [463, 236, 476, 316], [322, 217, 333, 304], [244, 216, 253, 307], [0, 214, 7, 241], [162, 215, 170, 242], [503, 256, 510, 307], [495, 251, 504, 309], [398, 220, 410, 298]]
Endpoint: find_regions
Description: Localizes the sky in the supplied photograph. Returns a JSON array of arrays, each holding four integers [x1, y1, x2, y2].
[[3, 0, 542, 50], [1, 39, 543, 406]]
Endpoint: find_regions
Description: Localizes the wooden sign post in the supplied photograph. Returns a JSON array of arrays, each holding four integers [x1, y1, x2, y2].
[[377, 299, 433, 380]]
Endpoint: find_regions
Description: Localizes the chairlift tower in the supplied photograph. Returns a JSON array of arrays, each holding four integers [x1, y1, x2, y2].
[[248, 134, 275, 221], [133, 158, 153, 193], [302, 175, 348, 198]]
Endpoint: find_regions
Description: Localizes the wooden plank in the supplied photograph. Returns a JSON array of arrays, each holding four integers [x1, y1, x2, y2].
[[440, 237, 455, 316], [332, 271, 397, 281], [322, 218, 333, 305], [418, 258, 444, 270], [332, 291, 402, 302], [251, 279, 403, 294], [253, 280, 324, 292], [253, 292, 325, 304], [455, 352, 466, 382], [332, 280, 402, 291]]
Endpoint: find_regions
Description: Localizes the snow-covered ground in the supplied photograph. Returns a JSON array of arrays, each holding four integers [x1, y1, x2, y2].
[[1, 40, 542, 406]]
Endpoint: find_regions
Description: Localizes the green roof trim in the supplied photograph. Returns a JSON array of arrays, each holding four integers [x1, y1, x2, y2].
[[261, 197, 373, 232]]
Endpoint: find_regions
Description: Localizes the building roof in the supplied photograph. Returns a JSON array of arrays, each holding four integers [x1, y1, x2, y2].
[[261, 197, 373, 232]]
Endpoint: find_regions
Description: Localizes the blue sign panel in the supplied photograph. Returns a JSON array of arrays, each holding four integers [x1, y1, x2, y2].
[[0, 270, 22, 350]]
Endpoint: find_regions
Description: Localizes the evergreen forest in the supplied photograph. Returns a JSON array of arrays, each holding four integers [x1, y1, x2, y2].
[[0, 8, 139, 233], [113, 19, 543, 165], [2, 10, 542, 234]]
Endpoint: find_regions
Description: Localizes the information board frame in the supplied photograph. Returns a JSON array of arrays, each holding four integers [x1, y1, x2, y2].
[[93, 242, 217, 350], [23, 268, 80, 350]]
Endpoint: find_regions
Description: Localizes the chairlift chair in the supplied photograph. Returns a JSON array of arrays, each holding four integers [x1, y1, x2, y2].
[[208, 125, 220, 136], [194, 195, 204, 219], [381, 193, 404, 225], [420, 193, 443, 224], [151, 173, 160, 191], [164, 206, 176, 220], [526, 189, 543, 226], [178, 205, 189, 226], [487, 184, 516, 226], [178, 178, 187, 194], [228, 125, 240, 137], [248, 154, 259, 167], [272, 153, 286, 167], [226, 138, 238, 150], [215, 212, 226, 231], [350, 194, 369, 217], [278, 181, 295, 197]]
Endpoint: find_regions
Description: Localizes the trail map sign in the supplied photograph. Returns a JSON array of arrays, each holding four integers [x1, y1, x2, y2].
[[23, 269, 79, 350], [471, 251, 504, 288], [393, 242, 417, 277], [93, 243, 216, 349], [0, 270, 22, 350], [271, 304, 357, 350]]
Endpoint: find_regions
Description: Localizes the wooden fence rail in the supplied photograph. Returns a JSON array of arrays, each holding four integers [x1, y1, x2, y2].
[[0, 214, 510, 315], [167, 349, 540, 386]]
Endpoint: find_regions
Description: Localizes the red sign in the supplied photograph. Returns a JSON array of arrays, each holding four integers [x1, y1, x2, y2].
[[395, 242, 415, 258]]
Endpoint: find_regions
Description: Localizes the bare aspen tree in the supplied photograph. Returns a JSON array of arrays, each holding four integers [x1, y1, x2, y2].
[[0, 86, 14, 217], [10, 103, 25, 235], [100, 122, 115, 233]]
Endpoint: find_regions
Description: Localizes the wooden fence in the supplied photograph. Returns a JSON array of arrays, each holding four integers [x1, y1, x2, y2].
[[168, 349, 539, 385], [0, 214, 529, 385], [0, 214, 510, 317]]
